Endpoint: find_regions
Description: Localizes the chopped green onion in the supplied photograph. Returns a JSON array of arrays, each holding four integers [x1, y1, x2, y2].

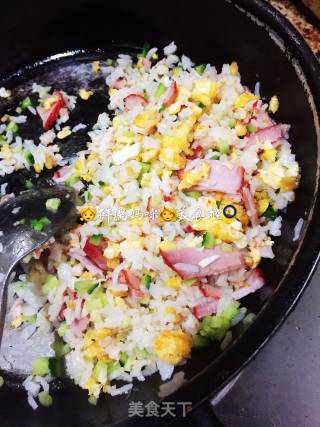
[[93, 360, 108, 384], [7, 121, 19, 136], [20, 96, 34, 111], [42, 274, 58, 295], [98, 180, 105, 188], [88, 395, 98, 406], [263, 204, 277, 220], [22, 314, 37, 324], [246, 124, 256, 133], [155, 83, 167, 99], [38, 391, 53, 408], [183, 278, 198, 286], [51, 337, 71, 357], [217, 140, 229, 155], [24, 179, 33, 189], [183, 191, 201, 200], [141, 42, 151, 57], [74, 280, 98, 295], [192, 334, 211, 348], [30, 216, 51, 232], [64, 174, 80, 186], [210, 151, 220, 160], [198, 102, 205, 109], [195, 64, 206, 75], [90, 234, 102, 245], [141, 274, 152, 289], [45, 198, 61, 213], [25, 151, 35, 166], [202, 232, 216, 249], [32, 357, 50, 376]]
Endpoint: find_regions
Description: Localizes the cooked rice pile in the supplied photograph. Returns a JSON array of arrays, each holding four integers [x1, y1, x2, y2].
[[0, 42, 300, 408]]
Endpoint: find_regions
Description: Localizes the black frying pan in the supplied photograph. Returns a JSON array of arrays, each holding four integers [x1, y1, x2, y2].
[[0, 0, 320, 426]]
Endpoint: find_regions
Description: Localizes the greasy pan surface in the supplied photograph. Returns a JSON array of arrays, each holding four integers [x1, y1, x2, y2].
[[0, 0, 320, 426]]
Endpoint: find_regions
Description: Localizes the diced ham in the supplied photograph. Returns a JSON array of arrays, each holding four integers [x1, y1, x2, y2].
[[37, 90, 66, 130], [193, 299, 218, 319], [163, 81, 178, 108], [201, 284, 221, 299], [242, 185, 259, 227], [124, 94, 148, 112], [233, 268, 265, 300], [188, 145, 204, 160], [246, 124, 283, 149], [122, 270, 141, 290], [112, 78, 127, 89], [58, 303, 67, 321], [146, 196, 152, 212], [83, 239, 108, 270], [160, 245, 244, 279], [64, 287, 78, 300], [53, 165, 72, 183], [163, 195, 173, 202], [191, 160, 244, 194], [71, 315, 90, 336], [69, 248, 104, 278], [250, 111, 274, 129]]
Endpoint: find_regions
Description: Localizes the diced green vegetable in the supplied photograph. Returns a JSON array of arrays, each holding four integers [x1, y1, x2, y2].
[[217, 140, 229, 155], [45, 198, 61, 213], [42, 274, 58, 295], [158, 106, 165, 113], [107, 360, 121, 377], [141, 274, 152, 289], [88, 395, 98, 406], [14, 281, 27, 291], [228, 119, 236, 129], [90, 234, 102, 246], [135, 348, 149, 359], [106, 58, 113, 66], [93, 360, 108, 384], [210, 151, 220, 160], [74, 280, 98, 295], [51, 338, 71, 357], [64, 174, 80, 186], [49, 357, 63, 377], [119, 352, 129, 366], [183, 278, 198, 286], [192, 334, 211, 348], [139, 161, 151, 175], [202, 232, 216, 249], [142, 89, 149, 101], [140, 295, 150, 306], [183, 191, 201, 199], [24, 179, 33, 189], [20, 96, 34, 111], [246, 124, 256, 133], [198, 102, 205, 109], [25, 151, 35, 166], [243, 312, 256, 326], [141, 42, 151, 57], [85, 287, 108, 311], [31, 216, 51, 232], [38, 391, 53, 408], [22, 314, 37, 324], [98, 180, 105, 188], [7, 121, 19, 136], [0, 134, 6, 144], [15, 107, 22, 114], [57, 323, 68, 337], [0, 376, 4, 387], [155, 83, 167, 99], [198, 302, 240, 341], [263, 204, 277, 220], [195, 64, 206, 75], [32, 357, 50, 376]]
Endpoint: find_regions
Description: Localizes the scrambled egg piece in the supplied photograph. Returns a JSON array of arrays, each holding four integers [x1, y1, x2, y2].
[[84, 377, 102, 398], [192, 218, 243, 243], [79, 88, 93, 100], [57, 126, 71, 139], [166, 275, 182, 289], [261, 148, 277, 162], [191, 79, 219, 106], [234, 93, 258, 109], [134, 109, 161, 133], [158, 241, 177, 251], [280, 176, 297, 192], [153, 330, 192, 365], [260, 163, 285, 190], [83, 328, 112, 361], [178, 162, 210, 190], [269, 95, 279, 114], [159, 114, 199, 170], [230, 62, 239, 76]]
